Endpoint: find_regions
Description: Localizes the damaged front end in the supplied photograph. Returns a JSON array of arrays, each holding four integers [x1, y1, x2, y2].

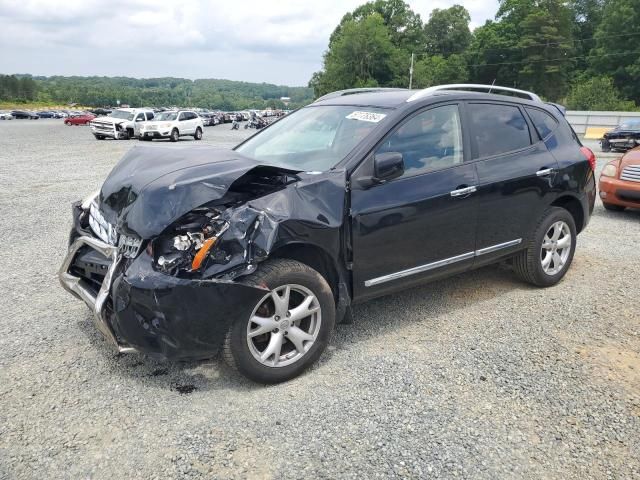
[[59, 146, 347, 360]]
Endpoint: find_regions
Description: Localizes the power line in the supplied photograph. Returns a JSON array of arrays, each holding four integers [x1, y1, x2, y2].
[[469, 50, 640, 68], [472, 31, 640, 52]]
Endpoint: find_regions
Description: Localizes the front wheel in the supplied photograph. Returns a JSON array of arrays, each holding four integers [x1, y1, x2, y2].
[[223, 259, 335, 383], [170, 128, 179, 142], [513, 207, 577, 287], [194, 127, 202, 140], [65, 121, 71, 126]]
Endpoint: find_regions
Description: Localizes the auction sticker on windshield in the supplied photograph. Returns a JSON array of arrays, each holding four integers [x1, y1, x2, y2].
[[346, 111, 387, 123]]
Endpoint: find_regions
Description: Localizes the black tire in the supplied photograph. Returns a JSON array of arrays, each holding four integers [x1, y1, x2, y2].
[[603, 202, 625, 212], [170, 128, 179, 142], [513, 207, 577, 287], [194, 127, 203, 140], [601, 142, 611, 153], [94, 135, 104, 140], [223, 259, 335, 383]]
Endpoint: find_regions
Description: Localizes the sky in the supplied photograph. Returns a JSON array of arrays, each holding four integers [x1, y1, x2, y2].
[[0, 0, 499, 86]]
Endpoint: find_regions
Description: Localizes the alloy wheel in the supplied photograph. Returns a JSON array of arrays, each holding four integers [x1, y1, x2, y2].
[[540, 220, 572, 275], [246, 284, 321, 368]]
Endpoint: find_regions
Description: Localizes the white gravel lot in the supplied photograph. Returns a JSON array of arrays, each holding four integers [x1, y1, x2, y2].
[[0, 119, 639, 479]]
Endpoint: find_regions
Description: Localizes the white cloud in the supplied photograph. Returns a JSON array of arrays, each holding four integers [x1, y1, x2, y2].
[[0, 0, 498, 85]]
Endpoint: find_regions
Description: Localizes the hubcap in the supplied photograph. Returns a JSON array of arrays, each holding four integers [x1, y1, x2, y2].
[[540, 221, 572, 275], [247, 284, 321, 368]]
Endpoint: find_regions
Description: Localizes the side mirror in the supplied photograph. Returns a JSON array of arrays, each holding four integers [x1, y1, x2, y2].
[[374, 152, 404, 182]]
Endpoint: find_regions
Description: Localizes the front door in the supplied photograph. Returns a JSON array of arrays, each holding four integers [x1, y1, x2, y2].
[[350, 103, 478, 302]]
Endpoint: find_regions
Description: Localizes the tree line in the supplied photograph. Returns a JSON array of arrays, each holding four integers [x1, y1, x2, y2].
[[0, 75, 314, 110], [310, 0, 640, 110]]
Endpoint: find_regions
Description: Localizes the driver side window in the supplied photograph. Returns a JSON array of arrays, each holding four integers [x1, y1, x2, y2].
[[377, 104, 463, 178]]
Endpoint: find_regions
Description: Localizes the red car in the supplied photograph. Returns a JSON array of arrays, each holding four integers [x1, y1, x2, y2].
[[64, 113, 95, 125]]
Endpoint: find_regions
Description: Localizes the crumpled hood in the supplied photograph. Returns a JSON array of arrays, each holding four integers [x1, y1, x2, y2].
[[98, 145, 300, 239]]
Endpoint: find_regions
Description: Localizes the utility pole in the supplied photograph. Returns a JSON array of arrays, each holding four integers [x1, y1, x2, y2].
[[409, 53, 415, 90]]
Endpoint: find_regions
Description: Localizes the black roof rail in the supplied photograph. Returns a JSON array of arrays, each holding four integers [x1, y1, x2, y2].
[[406, 84, 542, 103], [314, 88, 408, 103]]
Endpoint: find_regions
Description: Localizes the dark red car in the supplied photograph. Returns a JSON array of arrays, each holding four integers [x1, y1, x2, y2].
[[64, 113, 95, 125]]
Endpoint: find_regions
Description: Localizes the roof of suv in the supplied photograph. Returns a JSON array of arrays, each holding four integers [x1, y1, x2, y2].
[[311, 85, 548, 110]]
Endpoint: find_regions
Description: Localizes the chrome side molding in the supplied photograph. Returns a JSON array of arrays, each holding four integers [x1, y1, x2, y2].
[[364, 238, 522, 287]]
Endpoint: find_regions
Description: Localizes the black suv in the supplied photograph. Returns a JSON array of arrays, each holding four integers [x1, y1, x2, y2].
[[59, 85, 596, 383]]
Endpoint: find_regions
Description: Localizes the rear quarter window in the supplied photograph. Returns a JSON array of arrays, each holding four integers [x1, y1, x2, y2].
[[525, 107, 558, 139], [468, 103, 532, 158]]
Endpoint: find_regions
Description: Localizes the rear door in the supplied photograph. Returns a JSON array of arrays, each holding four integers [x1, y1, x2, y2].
[[467, 102, 559, 264], [350, 103, 478, 301]]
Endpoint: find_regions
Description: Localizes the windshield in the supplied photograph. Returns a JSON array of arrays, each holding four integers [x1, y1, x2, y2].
[[110, 110, 134, 121], [618, 120, 640, 131], [155, 112, 178, 121], [235, 105, 389, 171]]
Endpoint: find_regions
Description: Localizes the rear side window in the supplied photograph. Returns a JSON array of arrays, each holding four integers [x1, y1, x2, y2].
[[468, 103, 532, 158], [146, 112, 154, 121], [525, 107, 558, 139]]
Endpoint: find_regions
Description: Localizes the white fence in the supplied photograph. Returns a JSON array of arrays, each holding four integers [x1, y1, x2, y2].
[[566, 110, 640, 136]]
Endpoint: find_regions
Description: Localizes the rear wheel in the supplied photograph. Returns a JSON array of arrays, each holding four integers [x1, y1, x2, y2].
[[94, 135, 104, 140], [513, 207, 576, 287], [603, 202, 625, 212], [194, 127, 203, 140], [223, 259, 335, 383], [170, 128, 179, 142]]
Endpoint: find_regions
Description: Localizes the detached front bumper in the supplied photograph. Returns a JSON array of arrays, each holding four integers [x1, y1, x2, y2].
[[59, 210, 268, 360]]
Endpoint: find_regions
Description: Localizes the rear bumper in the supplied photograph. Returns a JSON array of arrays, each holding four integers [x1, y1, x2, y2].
[[598, 176, 640, 208], [59, 207, 268, 360], [139, 130, 171, 139]]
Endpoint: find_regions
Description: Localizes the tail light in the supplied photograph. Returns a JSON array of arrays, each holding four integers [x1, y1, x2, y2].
[[580, 146, 596, 171]]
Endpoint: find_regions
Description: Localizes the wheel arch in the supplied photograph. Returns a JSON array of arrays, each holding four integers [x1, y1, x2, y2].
[[269, 242, 341, 300], [551, 195, 585, 234]]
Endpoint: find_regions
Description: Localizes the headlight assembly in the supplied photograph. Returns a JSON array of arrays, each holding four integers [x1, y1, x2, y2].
[[601, 164, 617, 177], [153, 217, 229, 275]]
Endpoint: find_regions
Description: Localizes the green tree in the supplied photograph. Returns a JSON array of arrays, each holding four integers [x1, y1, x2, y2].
[[517, 2, 574, 101], [424, 5, 472, 57], [329, 0, 424, 54], [413, 54, 469, 88], [467, 20, 520, 86], [311, 13, 401, 97], [566, 76, 636, 110], [589, 0, 640, 103]]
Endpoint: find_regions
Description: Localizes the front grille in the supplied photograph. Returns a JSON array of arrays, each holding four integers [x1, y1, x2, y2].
[[620, 165, 640, 183], [145, 125, 158, 130], [89, 202, 118, 245], [91, 121, 115, 132]]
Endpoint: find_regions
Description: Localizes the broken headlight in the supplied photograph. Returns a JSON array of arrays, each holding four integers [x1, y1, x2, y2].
[[151, 213, 229, 275]]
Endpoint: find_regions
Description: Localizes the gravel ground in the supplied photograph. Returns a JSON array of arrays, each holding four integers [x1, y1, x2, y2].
[[0, 120, 639, 479]]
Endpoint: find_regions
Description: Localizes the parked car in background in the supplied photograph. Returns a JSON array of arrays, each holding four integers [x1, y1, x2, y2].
[[90, 108, 154, 140], [59, 84, 595, 383], [11, 110, 39, 119], [65, 113, 96, 125], [599, 147, 640, 211], [0, 112, 13, 120], [138, 110, 204, 142], [37, 111, 56, 118], [91, 108, 112, 116], [600, 120, 640, 152]]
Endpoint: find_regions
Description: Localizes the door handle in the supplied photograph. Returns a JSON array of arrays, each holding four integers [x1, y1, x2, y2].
[[450, 186, 477, 197], [536, 168, 554, 177]]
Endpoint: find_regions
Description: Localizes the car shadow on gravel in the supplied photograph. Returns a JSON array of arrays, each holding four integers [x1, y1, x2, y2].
[[75, 263, 529, 391], [331, 264, 528, 351]]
